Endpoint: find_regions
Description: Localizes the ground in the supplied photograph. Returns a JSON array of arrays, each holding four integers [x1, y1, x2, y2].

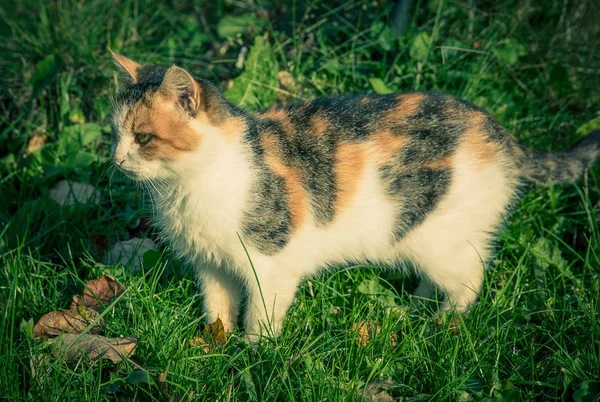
[[0, 0, 599, 400]]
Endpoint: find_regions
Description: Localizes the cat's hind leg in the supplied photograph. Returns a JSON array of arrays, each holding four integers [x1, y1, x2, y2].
[[403, 233, 491, 313]]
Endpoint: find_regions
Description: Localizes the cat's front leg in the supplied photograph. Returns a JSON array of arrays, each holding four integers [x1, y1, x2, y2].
[[197, 268, 243, 332], [243, 270, 303, 342]]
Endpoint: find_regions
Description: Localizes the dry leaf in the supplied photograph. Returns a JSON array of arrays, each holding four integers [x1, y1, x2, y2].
[[29, 354, 51, 383], [352, 321, 397, 347], [202, 318, 227, 349], [26, 134, 47, 155], [34, 307, 103, 339], [51, 334, 138, 363], [158, 371, 195, 401], [104, 238, 157, 273], [188, 336, 210, 354], [158, 371, 170, 398], [353, 321, 380, 346], [277, 71, 295, 89], [82, 274, 125, 308], [437, 314, 463, 335], [49, 180, 100, 206], [363, 380, 396, 401]]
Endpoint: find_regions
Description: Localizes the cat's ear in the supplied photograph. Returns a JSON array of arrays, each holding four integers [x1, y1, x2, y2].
[[159, 65, 201, 116], [110, 50, 141, 85]]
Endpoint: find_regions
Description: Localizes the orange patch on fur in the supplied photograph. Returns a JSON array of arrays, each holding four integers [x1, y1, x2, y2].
[[261, 133, 308, 230], [394, 93, 427, 117], [368, 130, 409, 164], [424, 157, 453, 170], [334, 143, 364, 213], [128, 96, 201, 160], [310, 115, 329, 137], [219, 115, 247, 141], [195, 109, 246, 142], [261, 108, 288, 120], [461, 112, 500, 166]]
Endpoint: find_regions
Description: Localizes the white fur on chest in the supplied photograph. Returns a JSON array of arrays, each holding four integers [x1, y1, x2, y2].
[[153, 133, 254, 268]]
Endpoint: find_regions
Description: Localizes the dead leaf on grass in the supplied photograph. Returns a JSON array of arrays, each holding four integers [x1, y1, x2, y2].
[[34, 307, 103, 339], [202, 317, 227, 349], [277, 71, 295, 89], [437, 314, 463, 335], [26, 134, 47, 155], [158, 371, 195, 401], [49, 180, 100, 206], [363, 379, 396, 402], [78, 274, 125, 309], [29, 354, 52, 383], [104, 238, 157, 273], [353, 321, 398, 347], [51, 334, 137, 363], [188, 336, 210, 354]]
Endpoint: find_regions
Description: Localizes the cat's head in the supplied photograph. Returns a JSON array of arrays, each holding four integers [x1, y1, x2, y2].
[[110, 52, 233, 181]]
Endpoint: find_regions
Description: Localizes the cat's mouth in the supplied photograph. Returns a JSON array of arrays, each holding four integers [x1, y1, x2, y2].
[[114, 163, 143, 181]]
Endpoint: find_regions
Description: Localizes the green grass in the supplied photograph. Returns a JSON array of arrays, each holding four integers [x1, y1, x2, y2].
[[1, 0, 599, 400]]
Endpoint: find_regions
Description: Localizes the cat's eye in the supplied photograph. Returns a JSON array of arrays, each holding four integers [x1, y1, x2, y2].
[[135, 132, 154, 146]]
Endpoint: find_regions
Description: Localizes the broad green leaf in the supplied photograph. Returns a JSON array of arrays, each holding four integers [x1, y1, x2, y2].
[[410, 31, 432, 61], [576, 116, 600, 136], [357, 278, 398, 308], [493, 39, 527, 65], [531, 238, 567, 271], [225, 36, 279, 110], [29, 54, 63, 98], [441, 38, 469, 61], [19, 318, 35, 339], [217, 14, 263, 39], [369, 78, 393, 94], [573, 381, 600, 402], [62, 123, 103, 147], [126, 370, 154, 385], [373, 22, 397, 52]]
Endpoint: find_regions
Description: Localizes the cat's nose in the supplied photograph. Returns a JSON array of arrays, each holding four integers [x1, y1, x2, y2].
[[113, 157, 125, 166]]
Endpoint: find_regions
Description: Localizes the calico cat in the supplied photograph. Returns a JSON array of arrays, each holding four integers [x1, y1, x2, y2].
[[110, 52, 600, 341]]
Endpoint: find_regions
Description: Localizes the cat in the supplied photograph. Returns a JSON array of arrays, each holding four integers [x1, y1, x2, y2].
[[109, 52, 600, 342]]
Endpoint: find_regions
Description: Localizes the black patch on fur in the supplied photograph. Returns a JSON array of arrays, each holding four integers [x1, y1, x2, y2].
[[117, 65, 167, 106], [381, 93, 465, 239], [383, 167, 452, 240], [241, 164, 292, 256]]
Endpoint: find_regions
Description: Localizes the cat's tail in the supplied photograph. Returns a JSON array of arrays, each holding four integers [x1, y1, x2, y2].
[[515, 130, 600, 185]]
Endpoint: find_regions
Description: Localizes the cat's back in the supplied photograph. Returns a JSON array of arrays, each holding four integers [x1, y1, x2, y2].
[[240, 91, 521, 257], [254, 91, 513, 146]]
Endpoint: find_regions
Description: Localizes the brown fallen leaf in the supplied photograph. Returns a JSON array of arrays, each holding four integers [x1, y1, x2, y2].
[[277, 71, 296, 90], [26, 134, 47, 155], [104, 238, 158, 274], [437, 314, 463, 335], [48, 180, 100, 206], [51, 334, 138, 363], [352, 321, 398, 347], [71, 274, 125, 309], [188, 336, 210, 354], [362, 380, 396, 402], [29, 354, 51, 383], [158, 371, 195, 401], [202, 318, 227, 349], [34, 307, 103, 339]]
